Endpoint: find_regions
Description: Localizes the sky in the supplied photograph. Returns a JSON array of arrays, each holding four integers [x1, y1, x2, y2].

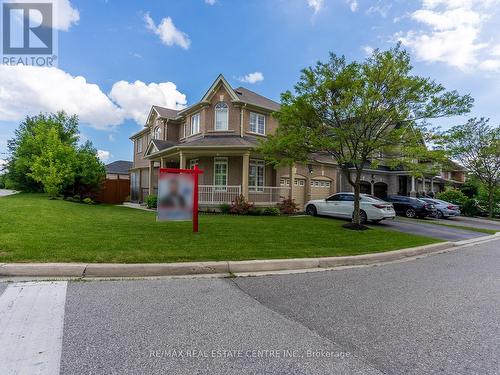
[[1, 0, 500, 165]]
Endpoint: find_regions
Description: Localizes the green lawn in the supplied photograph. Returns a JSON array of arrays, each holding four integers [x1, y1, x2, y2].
[[0, 193, 441, 263]]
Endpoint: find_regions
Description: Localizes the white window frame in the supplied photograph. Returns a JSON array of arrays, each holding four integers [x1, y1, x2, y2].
[[213, 157, 228, 191], [191, 113, 200, 135], [136, 138, 142, 153], [153, 126, 161, 140], [249, 159, 265, 192], [215, 102, 229, 131], [249, 112, 266, 135]]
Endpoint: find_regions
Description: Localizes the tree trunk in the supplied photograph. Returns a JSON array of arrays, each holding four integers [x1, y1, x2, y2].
[[352, 172, 361, 225]]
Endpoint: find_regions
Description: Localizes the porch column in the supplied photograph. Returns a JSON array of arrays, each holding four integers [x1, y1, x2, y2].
[[242, 151, 250, 198], [179, 151, 186, 169], [289, 164, 295, 199], [410, 175, 416, 197], [431, 177, 435, 193], [160, 157, 165, 168], [370, 182, 375, 195], [148, 160, 154, 195]]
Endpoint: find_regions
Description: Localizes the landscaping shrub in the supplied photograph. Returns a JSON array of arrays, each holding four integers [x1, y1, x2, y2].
[[82, 197, 94, 205], [219, 203, 231, 214], [436, 189, 468, 206], [248, 207, 263, 216], [462, 199, 479, 217], [263, 207, 280, 216], [230, 194, 254, 215], [277, 197, 299, 215], [146, 195, 157, 209]]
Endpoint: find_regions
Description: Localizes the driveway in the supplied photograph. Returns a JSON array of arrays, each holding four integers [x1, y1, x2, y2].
[[1, 239, 499, 374], [445, 216, 500, 231], [376, 217, 487, 241], [0, 189, 17, 197]]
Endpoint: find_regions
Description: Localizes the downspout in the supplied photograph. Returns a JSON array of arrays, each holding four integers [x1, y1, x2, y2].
[[240, 104, 246, 138]]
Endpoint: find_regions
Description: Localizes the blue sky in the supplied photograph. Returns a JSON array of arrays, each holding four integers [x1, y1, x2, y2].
[[1, 0, 500, 165]]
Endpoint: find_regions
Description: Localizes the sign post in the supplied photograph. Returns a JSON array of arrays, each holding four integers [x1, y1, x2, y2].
[[157, 165, 204, 233]]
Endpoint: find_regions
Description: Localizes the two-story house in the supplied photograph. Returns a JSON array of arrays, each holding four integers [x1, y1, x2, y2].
[[129, 75, 465, 208]]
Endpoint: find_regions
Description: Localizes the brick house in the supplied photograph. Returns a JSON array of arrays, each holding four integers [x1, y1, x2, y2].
[[129, 75, 464, 208]]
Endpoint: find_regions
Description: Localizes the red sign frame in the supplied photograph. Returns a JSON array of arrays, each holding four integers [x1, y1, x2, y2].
[[159, 165, 204, 232]]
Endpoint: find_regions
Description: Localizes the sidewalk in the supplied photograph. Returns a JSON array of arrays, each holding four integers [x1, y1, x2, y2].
[[0, 189, 18, 197], [1, 233, 498, 279]]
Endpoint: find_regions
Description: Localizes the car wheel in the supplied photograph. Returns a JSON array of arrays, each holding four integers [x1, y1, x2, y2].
[[405, 208, 416, 218], [352, 210, 368, 224], [436, 210, 444, 219], [306, 205, 317, 216]]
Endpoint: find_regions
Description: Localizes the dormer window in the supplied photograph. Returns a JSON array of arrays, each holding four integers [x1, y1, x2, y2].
[[215, 102, 229, 131], [153, 126, 161, 140], [249, 112, 265, 135]]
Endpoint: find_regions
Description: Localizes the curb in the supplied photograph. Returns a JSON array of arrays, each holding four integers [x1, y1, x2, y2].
[[1, 235, 497, 278]]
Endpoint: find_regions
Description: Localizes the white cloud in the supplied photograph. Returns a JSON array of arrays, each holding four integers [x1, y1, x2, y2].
[[479, 59, 500, 71], [205, 0, 217, 5], [237, 72, 264, 84], [9, 0, 80, 31], [307, 0, 324, 14], [109, 80, 187, 124], [0, 65, 187, 130], [347, 0, 358, 12], [366, 2, 391, 17], [97, 150, 111, 162], [397, 0, 500, 71], [144, 13, 191, 50], [361, 45, 374, 56]]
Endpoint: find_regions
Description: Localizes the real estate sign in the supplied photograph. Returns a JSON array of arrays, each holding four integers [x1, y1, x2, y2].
[[157, 172, 194, 221]]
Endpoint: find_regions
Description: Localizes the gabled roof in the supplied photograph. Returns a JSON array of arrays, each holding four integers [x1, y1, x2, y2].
[[152, 105, 180, 120], [200, 74, 240, 102], [105, 160, 133, 174], [234, 87, 281, 111], [144, 139, 179, 156]]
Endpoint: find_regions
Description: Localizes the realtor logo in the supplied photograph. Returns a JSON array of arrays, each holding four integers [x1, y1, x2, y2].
[[1, 2, 57, 66]]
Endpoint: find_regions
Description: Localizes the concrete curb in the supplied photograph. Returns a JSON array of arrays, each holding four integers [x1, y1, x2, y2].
[[1, 235, 497, 278]]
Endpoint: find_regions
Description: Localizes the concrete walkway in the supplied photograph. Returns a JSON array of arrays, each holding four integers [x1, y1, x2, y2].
[[0, 189, 17, 197]]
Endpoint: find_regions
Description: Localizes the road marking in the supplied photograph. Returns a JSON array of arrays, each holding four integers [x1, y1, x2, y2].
[[0, 281, 67, 375]]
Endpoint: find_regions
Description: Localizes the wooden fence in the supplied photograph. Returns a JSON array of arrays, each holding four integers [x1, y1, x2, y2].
[[96, 178, 130, 204]]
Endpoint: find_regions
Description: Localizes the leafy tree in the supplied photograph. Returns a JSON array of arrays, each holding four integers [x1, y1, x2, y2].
[[6, 112, 79, 191], [441, 118, 500, 218], [261, 45, 472, 227], [70, 141, 106, 198], [29, 127, 76, 198]]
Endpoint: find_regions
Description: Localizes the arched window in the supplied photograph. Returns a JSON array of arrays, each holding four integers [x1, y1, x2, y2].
[[154, 126, 161, 139], [215, 102, 228, 131]]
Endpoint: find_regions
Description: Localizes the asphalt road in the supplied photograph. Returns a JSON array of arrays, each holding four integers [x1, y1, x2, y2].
[[377, 217, 488, 241], [1, 238, 499, 374]]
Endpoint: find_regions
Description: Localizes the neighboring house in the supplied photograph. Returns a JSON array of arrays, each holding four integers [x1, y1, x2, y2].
[[130, 75, 464, 208], [105, 160, 133, 180], [96, 160, 133, 204]]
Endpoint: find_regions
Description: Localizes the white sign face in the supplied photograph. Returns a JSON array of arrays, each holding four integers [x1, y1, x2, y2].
[[157, 172, 194, 221]]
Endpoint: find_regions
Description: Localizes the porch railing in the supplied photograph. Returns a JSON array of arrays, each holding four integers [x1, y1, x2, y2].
[[199, 185, 241, 204], [248, 187, 291, 205]]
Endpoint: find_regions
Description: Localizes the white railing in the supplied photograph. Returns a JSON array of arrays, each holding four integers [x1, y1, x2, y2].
[[199, 185, 241, 204], [248, 187, 291, 205]]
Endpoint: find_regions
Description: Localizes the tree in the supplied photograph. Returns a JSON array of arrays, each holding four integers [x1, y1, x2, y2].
[[29, 127, 76, 198], [441, 118, 500, 218], [261, 45, 473, 228], [71, 141, 106, 198], [6, 112, 79, 191]]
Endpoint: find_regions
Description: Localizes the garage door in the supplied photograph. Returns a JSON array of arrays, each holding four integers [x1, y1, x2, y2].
[[310, 179, 332, 200]]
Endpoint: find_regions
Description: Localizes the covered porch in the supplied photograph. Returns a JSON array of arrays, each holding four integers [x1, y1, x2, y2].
[[144, 147, 290, 206]]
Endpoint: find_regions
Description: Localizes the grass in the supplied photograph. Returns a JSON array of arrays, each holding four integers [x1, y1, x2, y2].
[[0, 193, 441, 263], [398, 217, 499, 235]]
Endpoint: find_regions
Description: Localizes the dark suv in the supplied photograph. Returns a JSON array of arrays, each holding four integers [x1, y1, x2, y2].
[[386, 195, 437, 218]]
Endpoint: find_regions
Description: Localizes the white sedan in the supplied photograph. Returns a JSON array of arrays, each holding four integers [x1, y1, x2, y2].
[[305, 192, 396, 223]]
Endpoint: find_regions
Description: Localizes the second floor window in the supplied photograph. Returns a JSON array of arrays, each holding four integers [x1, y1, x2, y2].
[[136, 138, 142, 153], [191, 113, 200, 135], [215, 102, 228, 131], [153, 126, 161, 140], [249, 113, 265, 135]]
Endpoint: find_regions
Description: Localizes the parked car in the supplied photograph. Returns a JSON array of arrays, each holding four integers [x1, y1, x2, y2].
[[386, 195, 437, 218], [305, 193, 396, 224], [420, 198, 461, 219]]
